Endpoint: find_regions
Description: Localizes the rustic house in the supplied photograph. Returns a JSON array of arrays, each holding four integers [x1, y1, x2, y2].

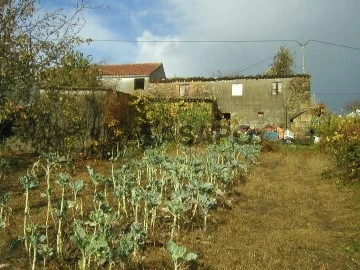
[[97, 62, 314, 135], [146, 75, 312, 132], [98, 63, 166, 94]]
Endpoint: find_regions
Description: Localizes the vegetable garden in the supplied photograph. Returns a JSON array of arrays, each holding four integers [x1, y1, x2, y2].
[[0, 137, 261, 269]]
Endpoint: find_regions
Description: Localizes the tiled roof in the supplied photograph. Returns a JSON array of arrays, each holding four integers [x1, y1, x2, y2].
[[98, 63, 162, 76]]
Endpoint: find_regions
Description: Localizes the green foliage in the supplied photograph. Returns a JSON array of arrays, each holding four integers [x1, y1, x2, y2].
[[0, 191, 11, 228], [167, 241, 197, 270], [16, 89, 105, 154], [266, 46, 295, 76], [146, 100, 213, 141], [19, 173, 39, 191], [286, 77, 312, 114], [71, 223, 110, 270], [0, 0, 91, 106], [115, 95, 213, 146], [316, 114, 360, 180], [9, 137, 261, 269], [0, 1, 103, 155], [41, 51, 101, 89], [0, 158, 10, 181]]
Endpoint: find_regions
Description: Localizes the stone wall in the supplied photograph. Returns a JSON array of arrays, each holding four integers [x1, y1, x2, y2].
[[148, 76, 311, 129]]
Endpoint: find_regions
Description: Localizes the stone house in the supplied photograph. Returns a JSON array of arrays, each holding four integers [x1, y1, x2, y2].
[[146, 75, 312, 131], [98, 63, 166, 94], [98, 62, 313, 134]]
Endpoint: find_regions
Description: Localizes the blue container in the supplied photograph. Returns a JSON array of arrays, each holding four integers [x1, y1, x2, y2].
[[263, 131, 279, 141]]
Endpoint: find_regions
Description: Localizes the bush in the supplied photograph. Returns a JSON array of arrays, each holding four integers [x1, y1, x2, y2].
[[14, 90, 105, 155], [316, 114, 360, 180]]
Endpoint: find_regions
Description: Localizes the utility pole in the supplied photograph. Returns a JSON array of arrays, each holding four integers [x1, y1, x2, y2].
[[297, 38, 309, 74], [301, 43, 306, 74]]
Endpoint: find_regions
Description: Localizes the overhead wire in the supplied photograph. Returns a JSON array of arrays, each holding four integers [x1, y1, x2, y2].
[[80, 38, 360, 97], [238, 44, 300, 73], [308, 39, 360, 51], [86, 38, 360, 51], [86, 39, 298, 43], [82, 38, 360, 72]]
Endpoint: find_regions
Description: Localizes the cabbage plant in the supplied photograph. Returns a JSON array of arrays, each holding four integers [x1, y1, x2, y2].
[[167, 241, 197, 270], [19, 173, 39, 250], [55, 172, 70, 257], [0, 191, 10, 228], [70, 222, 110, 270]]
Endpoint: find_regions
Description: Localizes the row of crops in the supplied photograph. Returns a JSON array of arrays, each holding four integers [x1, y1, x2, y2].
[[0, 139, 261, 269]]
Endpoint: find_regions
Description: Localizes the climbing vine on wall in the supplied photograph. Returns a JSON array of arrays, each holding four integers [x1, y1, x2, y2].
[[146, 100, 213, 142], [115, 94, 213, 144]]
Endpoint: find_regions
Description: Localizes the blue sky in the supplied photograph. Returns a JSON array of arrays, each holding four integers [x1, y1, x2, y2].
[[48, 0, 360, 113]]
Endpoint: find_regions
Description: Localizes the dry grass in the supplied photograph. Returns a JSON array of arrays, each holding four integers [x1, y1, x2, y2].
[[189, 149, 360, 270]]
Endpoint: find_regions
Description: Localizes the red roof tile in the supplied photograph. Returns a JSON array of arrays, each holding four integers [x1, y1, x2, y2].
[[98, 63, 162, 76]]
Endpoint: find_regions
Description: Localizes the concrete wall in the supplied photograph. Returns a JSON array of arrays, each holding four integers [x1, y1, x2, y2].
[[101, 76, 151, 94], [290, 112, 313, 135], [149, 65, 166, 81], [212, 78, 288, 127]]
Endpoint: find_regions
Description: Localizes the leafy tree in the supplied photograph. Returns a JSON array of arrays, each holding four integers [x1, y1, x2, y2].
[[0, 0, 93, 105], [266, 46, 295, 76], [40, 51, 101, 90], [0, 1, 105, 152]]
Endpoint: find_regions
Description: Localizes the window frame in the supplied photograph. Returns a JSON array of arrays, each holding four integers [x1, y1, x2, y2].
[[179, 84, 190, 97], [134, 78, 145, 90], [232, 83, 243, 96], [272, 81, 283, 95]]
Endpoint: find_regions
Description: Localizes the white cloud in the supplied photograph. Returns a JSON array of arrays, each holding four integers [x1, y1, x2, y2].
[[72, 0, 360, 111], [77, 9, 137, 64], [131, 0, 308, 77]]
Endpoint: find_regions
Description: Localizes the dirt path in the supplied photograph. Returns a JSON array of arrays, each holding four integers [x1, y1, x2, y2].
[[195, 149, 360, 270]]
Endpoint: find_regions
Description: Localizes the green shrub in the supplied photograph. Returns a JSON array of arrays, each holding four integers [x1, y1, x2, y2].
[[316, 114, 360, 180]]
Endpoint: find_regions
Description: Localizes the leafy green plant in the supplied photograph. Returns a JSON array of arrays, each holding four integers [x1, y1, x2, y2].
[[167, 241, 197, 270], [10, 135, 261, 268], [35, 153, 69, 243], [113, 164, 136, 217], [198, 193, 216, 232], [167, 195, 187, 240], [0, 192, 11, 228], [38, 243, 54, 270], [317, 114, 360, 180], [145, 189, 161, 232], [55, 172, 70, 257], [0, 158, 10, 182], [71, 222, 110, 270], [19, 173, 39, 251], [86, 165, 107, 194], [117, 222, 146, 259], [69, 180, 85, 219], [26, 224, 46, 270]]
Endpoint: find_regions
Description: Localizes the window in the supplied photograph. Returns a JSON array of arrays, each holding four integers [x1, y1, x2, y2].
[[232, 84, 243, 96], [257, 112, 264, 118], [134, 78, 145, 90], [179, 84, 189, 97], [272, 82, 283, 95]]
